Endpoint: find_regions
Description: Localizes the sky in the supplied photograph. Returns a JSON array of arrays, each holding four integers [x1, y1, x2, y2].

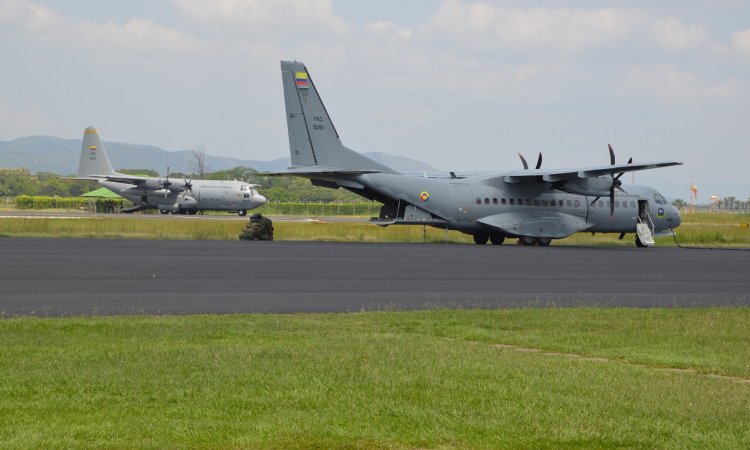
[[1, 0, 749, 196]]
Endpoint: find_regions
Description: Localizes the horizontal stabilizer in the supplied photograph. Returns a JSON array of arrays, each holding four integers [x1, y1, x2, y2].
[[266, 166, 381, 178], [58, 176, 100, 183]]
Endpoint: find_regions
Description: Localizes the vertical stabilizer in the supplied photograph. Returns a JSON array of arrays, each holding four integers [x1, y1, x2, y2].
[[280, 60, 399, 174], [78, 126, 115, 177]]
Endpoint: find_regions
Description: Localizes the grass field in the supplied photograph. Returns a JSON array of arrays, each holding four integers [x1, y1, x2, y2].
[[1, 214, 749, 246], [1, 309, 748, 449]]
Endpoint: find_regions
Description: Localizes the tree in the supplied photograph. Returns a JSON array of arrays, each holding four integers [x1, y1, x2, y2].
[[671, 199, 686, 211], [726, 197, 737, 211], [0, 168, 38, 197], [190, 144, 209, 180]]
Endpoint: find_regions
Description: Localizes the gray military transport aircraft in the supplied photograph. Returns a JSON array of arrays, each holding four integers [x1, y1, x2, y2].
[[270, 60, 683, 247], [60, 127, 267, 215]]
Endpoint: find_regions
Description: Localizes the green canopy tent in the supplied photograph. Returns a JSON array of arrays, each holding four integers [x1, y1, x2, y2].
[[81, 187, 122, 198], [80, 188, 129, 212]]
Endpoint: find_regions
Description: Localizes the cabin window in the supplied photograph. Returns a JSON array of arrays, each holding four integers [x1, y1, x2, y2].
[[534, 199, 539, 206], [525, 199, 531, 206], [598, 201, 603, 208], [517, 198, 523, 206], [485, 198, 489, 205], [566, 200, 572, 207], [509, 199, 515, 205], [559, 200, 564, 207], [575, 200, 580, 207], [476, 198, 481, 205], [607, 201, 611, 208], [615, 201, 620, 208], [630, 201, 635, 208], [542, 200, 547, 206], [502, 198, 507, 205], [493, 198, 498, 205]]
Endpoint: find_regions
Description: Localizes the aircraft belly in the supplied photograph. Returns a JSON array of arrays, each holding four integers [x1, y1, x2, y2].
[[478, 212, 588, 239]]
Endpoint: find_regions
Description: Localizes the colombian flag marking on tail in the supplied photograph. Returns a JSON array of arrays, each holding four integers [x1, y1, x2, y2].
[[296, 72, 308, 88], [90, 146, 96, 152]]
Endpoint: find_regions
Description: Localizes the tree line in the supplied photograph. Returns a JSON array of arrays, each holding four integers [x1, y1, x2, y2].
[[0, 166, 371, 204]]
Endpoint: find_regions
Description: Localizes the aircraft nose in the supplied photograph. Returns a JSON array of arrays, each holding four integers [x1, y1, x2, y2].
[[257, 195, 268, 207], [673, 207, 682, 228]]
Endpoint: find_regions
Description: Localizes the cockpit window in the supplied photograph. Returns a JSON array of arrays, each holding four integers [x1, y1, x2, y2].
[[654, 193, 668, 205]]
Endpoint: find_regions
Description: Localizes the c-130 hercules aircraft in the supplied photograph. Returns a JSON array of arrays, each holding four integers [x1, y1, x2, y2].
[[271, 61, 683, 247], [60, 127, 267, 215]]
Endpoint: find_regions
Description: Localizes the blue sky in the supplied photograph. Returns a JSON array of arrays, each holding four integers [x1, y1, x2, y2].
[[1, 0, 748, 197]]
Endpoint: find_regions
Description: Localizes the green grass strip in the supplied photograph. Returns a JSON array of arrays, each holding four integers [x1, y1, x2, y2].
[[2, 217, 750, 246], [1, 309, 748, 449]]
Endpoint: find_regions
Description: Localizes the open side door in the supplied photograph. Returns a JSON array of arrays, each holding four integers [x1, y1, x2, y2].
[[636, 200, 655, 245]]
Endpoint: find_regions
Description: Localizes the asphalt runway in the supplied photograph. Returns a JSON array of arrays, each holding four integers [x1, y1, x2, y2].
[[1, 238, 748, 316]]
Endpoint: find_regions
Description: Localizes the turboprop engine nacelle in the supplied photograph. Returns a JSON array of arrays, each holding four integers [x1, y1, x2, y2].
[[141, 178, 189, 192], [559, 175, 615, 197]]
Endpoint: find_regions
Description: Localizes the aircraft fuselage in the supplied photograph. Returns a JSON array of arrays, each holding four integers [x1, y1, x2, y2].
[[353, 173, 681, 238], [100, 179, 266, 214]]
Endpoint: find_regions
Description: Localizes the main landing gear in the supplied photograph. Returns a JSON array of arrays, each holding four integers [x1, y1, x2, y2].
[[472, 233, 551, 246], [518, 236, 552, 246]]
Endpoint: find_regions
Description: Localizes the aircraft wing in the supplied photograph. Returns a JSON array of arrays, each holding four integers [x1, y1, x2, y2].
[[266, 166, 381, 177], [489, 161, 682, 184]]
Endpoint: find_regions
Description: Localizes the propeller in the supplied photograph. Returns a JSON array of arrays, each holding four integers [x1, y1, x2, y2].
[[182, 174, 194, 198], [161, 166, 172, 198], [606, 145, 632, 220], [518, 152, 542, 170], [518, 153, 528, 170]]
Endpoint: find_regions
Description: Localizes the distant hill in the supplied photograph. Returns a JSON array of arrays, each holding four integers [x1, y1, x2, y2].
[[0, 136, 439, 176]]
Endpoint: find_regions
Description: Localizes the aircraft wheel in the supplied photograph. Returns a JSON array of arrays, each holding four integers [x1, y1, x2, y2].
[[536, 237, 552, 246], [635, 236, 649, 248], [490, 235, 505, 245], [473, 233, 489, 245], [159, 210, 169, 215], [238, 209, 247, 217], [520, 236, 537, 246]]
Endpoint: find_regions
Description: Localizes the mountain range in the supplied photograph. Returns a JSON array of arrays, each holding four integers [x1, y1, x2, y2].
[[0, 135, 439, 176]]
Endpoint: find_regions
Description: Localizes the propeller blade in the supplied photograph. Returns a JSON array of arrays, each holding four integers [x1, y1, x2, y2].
[[610, 189, 615, 220], [535, 152, 542, 170], [518, 153, 529, 170], [589, 196, 600, 207], [608, 144, 615, 165]]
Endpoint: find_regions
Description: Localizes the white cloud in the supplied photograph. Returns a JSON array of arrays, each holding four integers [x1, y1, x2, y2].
[[731, 28, 750, 56], [651, 18, 712, 52], [3, 0, 209, 53], [424, 2, 642, 53], [363, 21, 413, 41], [172, 0, 352, 38], [619, 65, 744, 102], [376, 63, 574, 100]]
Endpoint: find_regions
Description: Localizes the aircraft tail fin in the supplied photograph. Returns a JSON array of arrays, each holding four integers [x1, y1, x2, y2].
[[77, 126, 115, 177], [280, 60, 399, 175]]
